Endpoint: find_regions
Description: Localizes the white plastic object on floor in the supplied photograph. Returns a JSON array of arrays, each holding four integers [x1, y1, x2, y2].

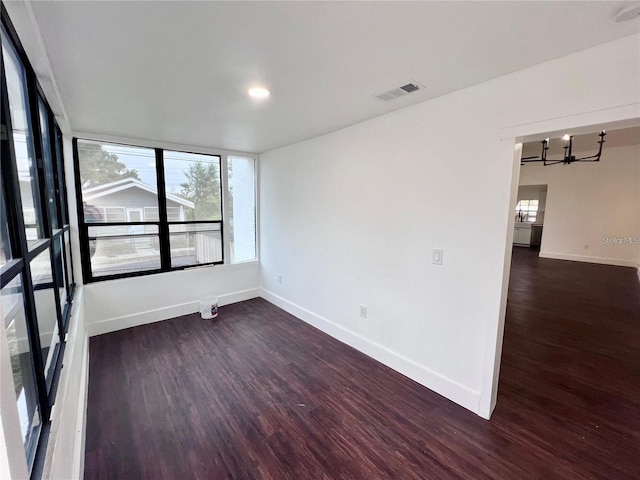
[[199, 296, 219, 319]]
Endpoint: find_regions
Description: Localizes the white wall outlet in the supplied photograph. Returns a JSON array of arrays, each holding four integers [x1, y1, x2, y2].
[[359, 305, 367, 319], [277, 274, 282, 284], [432, 248, 444, 265]]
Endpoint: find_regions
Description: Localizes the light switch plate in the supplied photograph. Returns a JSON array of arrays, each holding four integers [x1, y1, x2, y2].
[[432, 248, 443, 265]]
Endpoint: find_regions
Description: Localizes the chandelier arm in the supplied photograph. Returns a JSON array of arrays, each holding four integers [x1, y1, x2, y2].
[[575, 154, 600, 161], [543, 159, 565, 166], [572, 132, 606, 162]]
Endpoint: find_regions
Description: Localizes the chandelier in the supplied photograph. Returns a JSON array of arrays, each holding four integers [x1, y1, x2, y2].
[[521, 130, 606, 166]]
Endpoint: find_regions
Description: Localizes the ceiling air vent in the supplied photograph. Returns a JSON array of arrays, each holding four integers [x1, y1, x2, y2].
[[374, 81, 424, 101]]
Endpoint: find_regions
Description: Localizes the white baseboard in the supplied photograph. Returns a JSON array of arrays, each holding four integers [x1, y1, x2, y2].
[[539, 251, 637, 267], [219, 288, 261, 307], [260, 289, 481, 415], [86, 288, 260, 337]]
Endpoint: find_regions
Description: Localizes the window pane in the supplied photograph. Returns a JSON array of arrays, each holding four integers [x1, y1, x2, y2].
[[2, 274, 42, 467], [77, 140, 157, 223], [163, 151, 221, 221], [228, 156, 256, 262], [2, 28, 43, 246], [516, 199, 539, 222], [38, 99, 59, 230], [88, 225, 160, 277], [1, 184, 12, 267], [30, 248, 61, 384], [169, 223, 222, 267]]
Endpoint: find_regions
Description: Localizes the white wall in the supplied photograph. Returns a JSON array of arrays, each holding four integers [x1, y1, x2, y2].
[[520, 144, 640, 266], [84, 261, 260, 337], [259, 34, 640, 418]]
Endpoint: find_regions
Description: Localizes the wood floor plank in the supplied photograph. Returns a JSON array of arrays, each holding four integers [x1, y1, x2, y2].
[[85, 248, 640, 479]]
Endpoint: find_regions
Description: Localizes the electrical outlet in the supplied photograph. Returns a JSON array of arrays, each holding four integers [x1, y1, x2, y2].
[[277, 274, 282, 284], [432, 248, 443, 265], [359, 305, 367, 319]]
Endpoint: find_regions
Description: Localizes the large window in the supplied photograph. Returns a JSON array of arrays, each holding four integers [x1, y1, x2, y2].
[[1, 8, 75, 476], [74, 139, 255, 282], [228, 156, 256, 263]]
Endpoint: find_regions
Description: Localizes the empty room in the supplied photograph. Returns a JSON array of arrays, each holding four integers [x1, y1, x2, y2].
[[1, 1, 639, 479]]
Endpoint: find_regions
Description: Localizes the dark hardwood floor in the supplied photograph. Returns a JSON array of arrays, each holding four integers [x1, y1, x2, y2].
[[84, 249, 640, 479]]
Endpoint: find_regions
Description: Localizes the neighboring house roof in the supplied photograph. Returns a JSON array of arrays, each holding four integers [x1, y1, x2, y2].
[[83, 178, 194, 209]]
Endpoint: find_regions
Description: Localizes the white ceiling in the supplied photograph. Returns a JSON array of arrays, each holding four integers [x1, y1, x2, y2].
[[30, 1, 640, 153]]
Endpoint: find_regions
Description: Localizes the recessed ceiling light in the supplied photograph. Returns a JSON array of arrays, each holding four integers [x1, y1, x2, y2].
[[248, 87, 270, 99]]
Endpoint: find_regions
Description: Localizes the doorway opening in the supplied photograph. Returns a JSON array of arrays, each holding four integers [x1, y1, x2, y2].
[[490, 122, 640, 476]]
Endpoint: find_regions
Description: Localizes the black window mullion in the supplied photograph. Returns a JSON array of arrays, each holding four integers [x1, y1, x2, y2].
[[58, 132, 75, 292], [60, 227, 75, 310], [26, 74, 51, 240], [20, 264, 51, 420], [47, 110, 63, 230], [155, 148, 171, 270], [72, 137, 92, 283], [48, 235, 64, 340], [0, 48, 51, 421], [0, 132, 21, 264], [59, 230, 71, 302], [0, 258, 23, 288], [55, 127, 69, 226]]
